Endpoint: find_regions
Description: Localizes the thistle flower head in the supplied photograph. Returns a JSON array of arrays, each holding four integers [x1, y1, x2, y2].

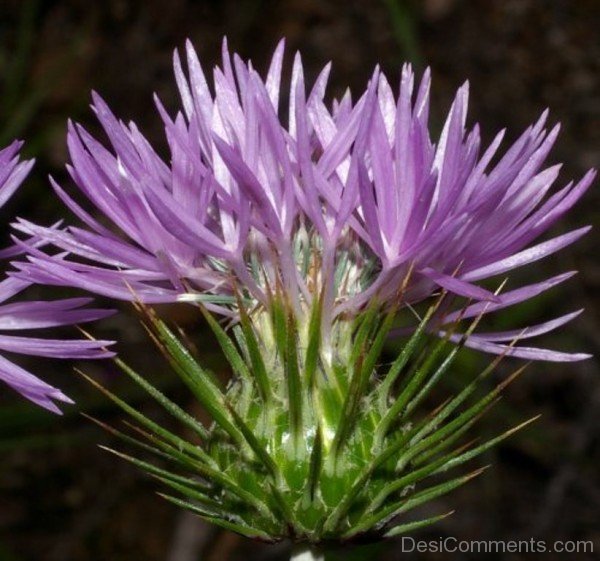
[[0, 141, 113, 413], [14, 39, 594, 363], [46, 40, 593, 545]]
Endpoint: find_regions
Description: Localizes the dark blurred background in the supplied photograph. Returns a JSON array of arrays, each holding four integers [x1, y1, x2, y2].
[[0, 1, 598, 560]]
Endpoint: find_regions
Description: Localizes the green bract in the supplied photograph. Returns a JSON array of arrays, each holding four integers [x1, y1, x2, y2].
[[85, 293, 534, 545]]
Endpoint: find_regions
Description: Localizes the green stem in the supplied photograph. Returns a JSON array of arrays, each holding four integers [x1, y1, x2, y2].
[[290, 543, 325, 561]]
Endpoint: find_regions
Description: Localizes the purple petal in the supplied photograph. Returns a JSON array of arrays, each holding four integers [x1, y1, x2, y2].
[[0, 334, 114, 359], [470, 309, 583, 342], [0, 298, 114, 330], [449, 334, 591, 362], [0, 354, 73, 414], [444, 272, 577, 322], [420, 267, 500, 301], [463, 226, 591, 281]]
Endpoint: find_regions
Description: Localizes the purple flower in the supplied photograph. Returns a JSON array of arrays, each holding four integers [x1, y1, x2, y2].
[[14, 39, 595, 361], [0, 141, 113, 413]]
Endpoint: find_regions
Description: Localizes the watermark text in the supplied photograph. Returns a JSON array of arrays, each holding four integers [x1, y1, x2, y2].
[[400, 537, 594, 555]]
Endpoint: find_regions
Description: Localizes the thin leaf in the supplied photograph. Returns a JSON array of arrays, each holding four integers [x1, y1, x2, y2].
[[226, 403, 279, 482], [411, 399, 497, 466], [409, 362, 528, 449], [235, 290, 271, 403], [101, 445, 274, 521], [431, 415, 540, 476], [149, 318, 245, 446], [285, 306, 303, 452], [114, 358, 209, 440], [197, 304, 253, 383], [365, 410, 538, 515], [80, 370, 212, 466], [342, 467, 487, 538], [321, 414, 432, 533], [402, 286, 506, 419], [384, 510, 455, 538], [306, 423, 323, 501], [153, 475, 228, 515], [305, 292, 323, 389], [376, 296, 442, 409], [366, 441, 477, 514], [375, 330, 452, 446], [83, 413, 183, 464], [159, 493, 275, 541], [330, 302, 381, 457]]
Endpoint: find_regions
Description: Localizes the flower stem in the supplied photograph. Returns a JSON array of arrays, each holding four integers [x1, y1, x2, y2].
[[290, 543, 325, 561]]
